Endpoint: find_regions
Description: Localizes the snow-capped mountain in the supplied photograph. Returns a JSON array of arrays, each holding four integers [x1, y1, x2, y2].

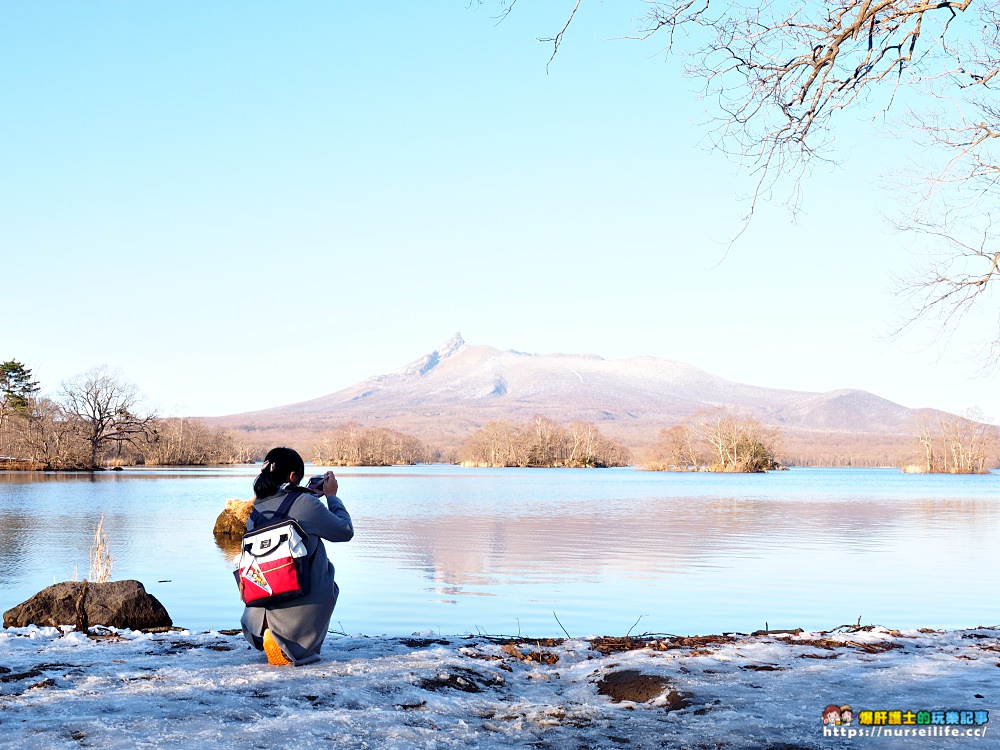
[[213, 334, 947, 461]]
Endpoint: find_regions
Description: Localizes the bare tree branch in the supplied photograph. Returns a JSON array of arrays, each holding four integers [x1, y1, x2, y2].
[[539, 0, 584, 72], [498, 2, 1000, 351]]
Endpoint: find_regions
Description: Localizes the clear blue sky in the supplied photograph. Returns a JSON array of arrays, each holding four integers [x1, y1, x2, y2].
[[3, 2, 997, 420]]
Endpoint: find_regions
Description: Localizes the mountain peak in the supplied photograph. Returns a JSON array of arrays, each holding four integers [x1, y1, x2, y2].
[[439, 332, 465, 356], [392, 332, 466, 379]]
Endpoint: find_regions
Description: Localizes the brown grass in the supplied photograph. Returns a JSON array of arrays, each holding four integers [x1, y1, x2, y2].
[[88, 515, 114, 583]]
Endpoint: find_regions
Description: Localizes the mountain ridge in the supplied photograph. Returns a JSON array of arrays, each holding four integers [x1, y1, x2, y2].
[[207, 333, 946, 464]]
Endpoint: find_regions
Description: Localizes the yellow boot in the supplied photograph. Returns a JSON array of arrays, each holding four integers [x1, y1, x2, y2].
[[262, 628, 291, 666]]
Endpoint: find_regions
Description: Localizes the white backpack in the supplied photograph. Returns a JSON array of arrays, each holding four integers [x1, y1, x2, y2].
[[234, 490, 314, 606]]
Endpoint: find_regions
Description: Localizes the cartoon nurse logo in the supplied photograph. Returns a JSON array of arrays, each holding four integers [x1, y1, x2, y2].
[[823, 705, 842, 726], [822, 704, 853, 726]]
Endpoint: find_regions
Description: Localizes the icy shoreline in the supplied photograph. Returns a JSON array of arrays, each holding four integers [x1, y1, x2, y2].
[[0, 625, 995, 749]]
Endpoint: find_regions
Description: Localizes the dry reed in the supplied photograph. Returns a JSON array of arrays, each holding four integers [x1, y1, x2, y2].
[[88, 514, 114, 583]]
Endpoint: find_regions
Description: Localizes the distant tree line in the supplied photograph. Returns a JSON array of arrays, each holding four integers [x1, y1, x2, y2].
[[646, 410, 781, 473], [313, 423, 431, 466], [141, 418, 257, 466], [459, 417, 631, 468], [0, 360, 252, 470], [780, 452, 901, 470], [15, 357, 991, 474], [906, 410, 995, 474]]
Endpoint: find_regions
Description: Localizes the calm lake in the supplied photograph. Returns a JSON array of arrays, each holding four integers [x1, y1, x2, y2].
[[0, 466, 997, 637]]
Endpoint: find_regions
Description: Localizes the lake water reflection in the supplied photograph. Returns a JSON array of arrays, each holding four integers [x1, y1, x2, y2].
[[0, 466, 997, 636]]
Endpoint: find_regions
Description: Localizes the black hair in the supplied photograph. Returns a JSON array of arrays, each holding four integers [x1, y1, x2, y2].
[[253, 446, 305, 498]]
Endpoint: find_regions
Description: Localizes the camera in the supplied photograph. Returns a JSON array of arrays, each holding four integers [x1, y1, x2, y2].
[[306, 475, 325, 494]]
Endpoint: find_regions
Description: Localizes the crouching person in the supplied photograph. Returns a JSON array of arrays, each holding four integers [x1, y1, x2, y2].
[[239, 446, 354, 666]]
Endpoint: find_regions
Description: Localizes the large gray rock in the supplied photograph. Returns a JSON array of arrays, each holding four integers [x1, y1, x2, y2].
[[3, 580, 172, 631]]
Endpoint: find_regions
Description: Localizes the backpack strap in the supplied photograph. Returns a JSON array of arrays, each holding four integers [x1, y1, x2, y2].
[[248, 489, 304, 529], [274, 490, 303, 519]]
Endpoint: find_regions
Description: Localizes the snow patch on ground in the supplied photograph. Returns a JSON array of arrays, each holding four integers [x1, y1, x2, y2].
[[0, 626, 995, 749]]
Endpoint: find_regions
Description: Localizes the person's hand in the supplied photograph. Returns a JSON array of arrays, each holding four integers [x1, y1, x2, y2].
[[322, 471, 339, 498]]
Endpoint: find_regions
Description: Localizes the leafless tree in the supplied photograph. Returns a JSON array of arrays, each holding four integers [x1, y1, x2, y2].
[[942, 411, 991, 470], [648, 423, 703, 470], [461, 420, 526, 467], [503, 1, 1000, 352], [314, 423, 430, 466], [565, 420, 632, 467], [139, 418, 251, 466], [6, 396, 84, 469], [460, 417, 630, 467], [913, 413, 939, 471], [908, 407, 994, 471], [646, 409, 780, 472], [526, 416, 563, 466], [58, 367, 157, 469], [699, 410, 780, 472]]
